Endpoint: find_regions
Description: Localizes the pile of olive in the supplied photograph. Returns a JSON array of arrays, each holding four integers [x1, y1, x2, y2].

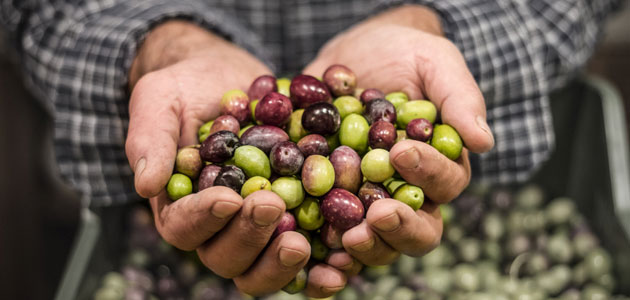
[[164, 65, 462, 292]]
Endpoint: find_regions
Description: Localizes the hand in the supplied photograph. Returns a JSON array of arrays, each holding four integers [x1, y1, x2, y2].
[[124, 21, 346, 297], [304, 5, 495, 265]]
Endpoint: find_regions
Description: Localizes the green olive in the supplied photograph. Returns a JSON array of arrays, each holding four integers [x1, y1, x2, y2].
[[167, 173, 193, 201], [339, 113, 369, 155], [238, 124, 253, 137], [311, 236, 329, 260], [385, 92, 409, 110], [175, 147, 202, 179], [271, 177, 305, 209], [295, 197, 324, 230], [287, 109, 308, 142], [233, 145, 271, 178], [282, 268, 307, 294], [396, 100, 437, 129], [249, 99, 259, 123], [431, 124, 463, 160], [240, 176, 272, 198], [301, 155, 335, 196], [326, 131, 340, 151], [198, 120, 214, 143], [361, 149, 395, 183], [277, 77, 291, 97], [393, 184, 424, 211], [333, 96, 364, 119]]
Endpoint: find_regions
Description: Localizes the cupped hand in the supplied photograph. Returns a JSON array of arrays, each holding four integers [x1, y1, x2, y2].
[[124, 21, 346, 297], [304, 5, 495, 266]]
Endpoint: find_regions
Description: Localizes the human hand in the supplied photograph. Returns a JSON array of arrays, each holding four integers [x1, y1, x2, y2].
[[304, 5, 495, 265], [125, 21, 348, 296]]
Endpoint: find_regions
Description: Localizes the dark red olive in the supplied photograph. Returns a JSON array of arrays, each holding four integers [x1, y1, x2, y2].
[[320, 222, 344, 249], [199, 131, 240, 163], [240, 125, 290, 154], [329, 146, 362, 194], [363, 98, 396, 124], [220, 90, 250, 126], [297, 134, 330, 157], [213, 165, 246, 193], [255, 92, 293, 127], [358, 181, 390, 210], [290, 74, 332, 108], [360, 88, 385, 104], [368, 120, 397, 150], [198, 164, 222, 191], [270, 141, 304, 176], [210, 115, 240, 136], [301, 102, 341, 135], [271, 212, 297, 239], [406, 118, 433, 142], [321, 188, 364, 230], [248, 75, 277, 101], [323, 64, 357, 97]]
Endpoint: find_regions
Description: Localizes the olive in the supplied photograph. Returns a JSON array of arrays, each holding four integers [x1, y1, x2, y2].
[[372, 275, 400, 297], [453, 264, 480, 292], [396, 100, 436, 128], [199, 130, 240, 163], [209, 115, 240, 136], [326, 131, 341, 151], [287, 109, 308, 142], [395, 129, 407, 143], [524, 252, 549, 275], [270, 141, 304, 176], [506, 233, 531, 258], [405, 118, 433, 142], [363, 98, 397, 124], [240, 176, 272, 198], [361, 149, 395, 183], [248, 74, 277, 101], [339, 113, 370, 154], [175, 147, 202, 179], [213, 165, 246, 193], [393, 184, 424, 211], [333, 96, 363, 119], [321, 188, 364, 230], [368, 120, 397, 150], [584, 248, 612, 278], [320, 222, 344, 249], [271, 212, 297, 239], [420, 245, 455, 268], [336, 287, 360, 300], [546, 197, 576, 226], [457, 238, 481, 263], [301, 155, 335, 197], [297, 134, 330, 157], [255, 92, 293, 127], [166, 173, 192, 200], [295, 197, 324, 230], [220, 89, 250, 126], [197, 164, 221, 191], [233, 145, 271, 178], [424, 268, 453, 295], [390, 287, 414, 300], [357, 181, 390, 210], [360, 88, 385, 104], [282, 268, 307, 294], [582, 284, 610, 300], [440, 204, 455, 225], [310, 236, 329, 261], [430, 124, 463, 161], [394, 254, 416, 278], [323, 64, 357, 96], [301, 102, 341, 135], [295, 229, 311, 244], [290, 74, 332, 108], [481, 211, 505, 240], [546, 233, 574, 264], [515, 184, 545, 209], [271, 177, 305, 209], [329, 146, 362, 194], [573, 231, 598, 258], [240, 125, 289, 154], [483, 240, 503, 262], [276, 77, 291, 97], [198, 120, 214, 143], [385, 91, 409, 110]]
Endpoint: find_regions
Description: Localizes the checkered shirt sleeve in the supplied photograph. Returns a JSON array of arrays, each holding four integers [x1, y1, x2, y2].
[[0, 0, 621, 206]]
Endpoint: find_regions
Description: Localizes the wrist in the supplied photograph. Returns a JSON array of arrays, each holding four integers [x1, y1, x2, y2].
[[129, 20, 225, 89], [369, 4, 443, 36]]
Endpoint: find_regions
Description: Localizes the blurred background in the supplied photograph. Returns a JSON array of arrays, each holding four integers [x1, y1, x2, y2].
[[1, 5, 629, 300]]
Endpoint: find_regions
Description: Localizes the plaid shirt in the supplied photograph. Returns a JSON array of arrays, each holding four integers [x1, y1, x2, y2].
[[0, 0, 621, 206]]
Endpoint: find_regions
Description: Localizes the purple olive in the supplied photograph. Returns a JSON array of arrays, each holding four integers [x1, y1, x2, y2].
[[198, 164, 222, 191], [248, 75, 277, 101], [321, 188, 364, 230], [406, 118, 433, 142], [368, 120, 397, 150], [255, 92, 293, 127], [297, 134, 330, 157], [270, 141, 304, 176], [272, 212, 297, 239], [213, 165, 246, 193], [209, 115, 240, 136], [358, 181, 390, 210], [329, 146, 362, 194], [320, 222, 344, 249], [301, 102, 341, 135], [199, 131, 240, 163], [220, 90, 250, 126], [360, 88, 385, 104], [323, 64, 357, 97], [290, 74, 332, 108], [240, 125, 290, 154], [363, 98, 397, 124]]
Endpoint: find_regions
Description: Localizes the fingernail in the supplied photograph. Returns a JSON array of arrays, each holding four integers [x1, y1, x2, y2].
[[351, 237, 374, 253], [135, 157, 146, 175], [476, 115, 495, 145], [252, 205, 282, 226], [373, 213, 401, 232], [279, 247, 307, 267], [321, 286, 344, 294], [393, 148, 420, 170], [211, 201, 240, 219]]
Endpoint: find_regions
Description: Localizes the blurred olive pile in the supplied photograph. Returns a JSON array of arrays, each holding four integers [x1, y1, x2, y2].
[[92, 184, 629, 300]]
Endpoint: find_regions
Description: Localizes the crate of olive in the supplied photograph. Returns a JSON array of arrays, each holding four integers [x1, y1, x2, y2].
[[164, 65, 462, 292]]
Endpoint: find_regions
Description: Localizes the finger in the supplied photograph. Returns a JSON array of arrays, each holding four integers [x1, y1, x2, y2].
[[149, 186, 243, 251], [325, 250, 363, 277], [233, 231, 310, 296], [366, 199, 442, 257], [390, 139, 470, 203], [196, 190, 285, 278], [415, 38, 494, 153], [341, 220, 400, 266], [126, 72, 182, 198], [303, 264, 347, 298]]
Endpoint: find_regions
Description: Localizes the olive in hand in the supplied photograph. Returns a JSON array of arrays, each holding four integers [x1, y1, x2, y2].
[[320, 188, 365, 230], [368, 120, 397, 150], [290, 74, 332, 108], [255, 92, 293, 127], [248, 74, 277, 101], [270, 141, 304, 176], [220, 89, 251, 126], [199, 131, 240, 163], [301, 102, 341, 136], [213, 165, 246, 193], [323, 64, 357, 96]]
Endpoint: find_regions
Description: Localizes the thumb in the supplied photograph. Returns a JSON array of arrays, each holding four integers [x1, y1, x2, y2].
[[125, 72, 182, 198]]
